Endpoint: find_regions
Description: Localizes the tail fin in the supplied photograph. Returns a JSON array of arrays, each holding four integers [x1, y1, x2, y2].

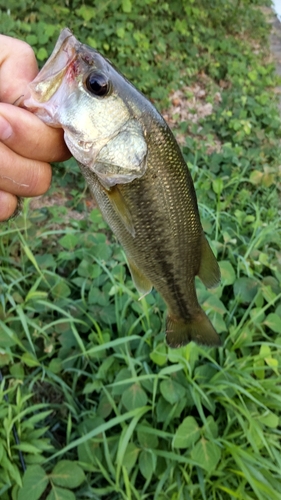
[[166, 309, 221, 348]]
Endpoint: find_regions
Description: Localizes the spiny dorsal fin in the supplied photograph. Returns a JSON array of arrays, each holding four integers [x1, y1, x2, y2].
[[198, 234, 221, 289]]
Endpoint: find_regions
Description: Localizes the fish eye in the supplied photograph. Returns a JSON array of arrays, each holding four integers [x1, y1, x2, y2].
[[85, 72, 111, 97]]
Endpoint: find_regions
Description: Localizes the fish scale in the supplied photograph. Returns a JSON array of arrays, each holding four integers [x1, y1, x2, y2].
[[24, 28, 222, 348]]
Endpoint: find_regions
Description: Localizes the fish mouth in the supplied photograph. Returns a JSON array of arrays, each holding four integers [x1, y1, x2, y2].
[[23, 28, 80, 109]]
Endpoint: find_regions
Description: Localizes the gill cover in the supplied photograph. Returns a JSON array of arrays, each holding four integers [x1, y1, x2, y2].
[[93, 119, 148, 189]]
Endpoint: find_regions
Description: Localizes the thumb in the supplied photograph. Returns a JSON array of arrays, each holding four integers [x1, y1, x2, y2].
[[0, 35, 38, 104]]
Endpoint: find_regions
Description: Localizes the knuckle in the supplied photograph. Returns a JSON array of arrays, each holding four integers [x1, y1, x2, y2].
[[16, 40, 36, 60]]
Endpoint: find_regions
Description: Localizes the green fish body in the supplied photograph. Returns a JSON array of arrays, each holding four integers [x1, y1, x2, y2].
[[24, 28, 221, 348]]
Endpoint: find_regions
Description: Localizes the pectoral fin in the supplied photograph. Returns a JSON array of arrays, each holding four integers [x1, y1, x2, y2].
[[198, 234, 221, 289], [106, 185, 135, 236], [127, 258, 152, 297]]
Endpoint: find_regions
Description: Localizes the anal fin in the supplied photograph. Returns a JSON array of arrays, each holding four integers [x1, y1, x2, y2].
[[198, 234, 221, 289], [127, 258, 152, 297]]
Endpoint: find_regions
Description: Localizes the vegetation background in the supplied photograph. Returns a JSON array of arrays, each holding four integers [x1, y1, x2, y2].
[[0, 0, 281, 499]]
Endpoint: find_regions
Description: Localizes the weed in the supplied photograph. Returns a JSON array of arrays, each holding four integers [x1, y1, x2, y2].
[[0, 1, 280, 499]]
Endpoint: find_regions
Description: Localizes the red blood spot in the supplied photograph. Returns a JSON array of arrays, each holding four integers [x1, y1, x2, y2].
[[66, 60, 80, 83]]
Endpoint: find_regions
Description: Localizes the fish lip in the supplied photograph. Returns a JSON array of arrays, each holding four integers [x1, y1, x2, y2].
[[24, 28, 80, 106]]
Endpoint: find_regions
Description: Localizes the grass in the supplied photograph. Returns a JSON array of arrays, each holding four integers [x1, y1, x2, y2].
[[0, 0, 281, 499]]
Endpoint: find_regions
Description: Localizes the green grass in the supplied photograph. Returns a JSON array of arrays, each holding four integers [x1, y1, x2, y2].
[[1, 0, 281, 499]]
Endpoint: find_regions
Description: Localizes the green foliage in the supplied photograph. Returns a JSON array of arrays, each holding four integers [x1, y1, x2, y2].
[[0, 0, 281, 499], [0, 0, 272, 103], [17, 461, 85, 500]]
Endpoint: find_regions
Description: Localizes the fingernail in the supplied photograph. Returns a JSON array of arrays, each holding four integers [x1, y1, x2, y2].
[[0, 115, 13, 140]]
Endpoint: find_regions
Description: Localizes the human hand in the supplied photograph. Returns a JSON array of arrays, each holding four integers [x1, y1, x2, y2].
[[0, 35, 70, 221]]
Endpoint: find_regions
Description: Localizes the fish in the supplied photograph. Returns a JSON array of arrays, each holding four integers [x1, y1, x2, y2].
[[23, 28, 221, 348]]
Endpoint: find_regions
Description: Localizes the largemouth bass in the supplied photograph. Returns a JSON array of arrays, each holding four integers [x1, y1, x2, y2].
[[24, 28, 221, 348]]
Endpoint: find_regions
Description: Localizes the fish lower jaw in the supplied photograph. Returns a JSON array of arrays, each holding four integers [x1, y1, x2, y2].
[[23, 96, 62, 126]]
